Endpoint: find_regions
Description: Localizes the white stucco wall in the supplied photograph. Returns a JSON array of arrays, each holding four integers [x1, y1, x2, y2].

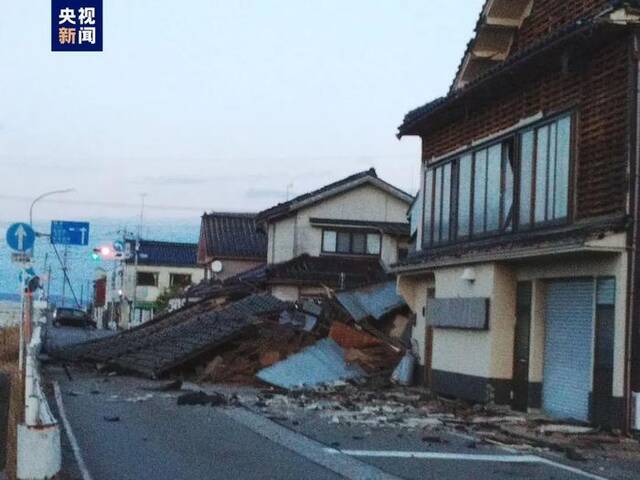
[[267, 184, 410, 265], [410, 247, 627, 399], [123, 264, 205, 303], [431, 264, 501, 379]]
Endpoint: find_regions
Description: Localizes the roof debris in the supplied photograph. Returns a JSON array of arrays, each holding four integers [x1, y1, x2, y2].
[[256, 338, 366, 390]]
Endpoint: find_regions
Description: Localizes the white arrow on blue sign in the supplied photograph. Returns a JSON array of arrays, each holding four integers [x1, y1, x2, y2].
[[50, 221, 90, 246], [6, 223, 35, 252]]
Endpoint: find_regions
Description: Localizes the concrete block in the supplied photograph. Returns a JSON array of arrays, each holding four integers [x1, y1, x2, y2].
[[16, 424, 61, 480]]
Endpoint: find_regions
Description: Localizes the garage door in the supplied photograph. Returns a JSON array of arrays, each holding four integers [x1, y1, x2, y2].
[[543, 279, 594, 421]]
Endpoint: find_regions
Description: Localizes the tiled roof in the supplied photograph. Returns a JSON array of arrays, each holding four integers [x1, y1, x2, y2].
[[54, 293, 289, 378], [193, 254, 390, 294], [199, 212, 267, 262], [308, 218, 411, 237], [264, 254, 389, 290], [125, 240, 198, 267], [256, 169, 413, 223]]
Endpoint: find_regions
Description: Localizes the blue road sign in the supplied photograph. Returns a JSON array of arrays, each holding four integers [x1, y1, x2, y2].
[[6, 223, 35, 252], [50, 221, 90, 246]]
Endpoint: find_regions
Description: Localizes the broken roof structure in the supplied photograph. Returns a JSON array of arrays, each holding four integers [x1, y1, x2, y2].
[[55, 294, 289, 378], [335, 281, 406, 323], [256, 338, 365, 389]]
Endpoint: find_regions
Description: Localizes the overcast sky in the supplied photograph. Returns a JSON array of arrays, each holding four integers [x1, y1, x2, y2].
[[0, 1, 484, 221]]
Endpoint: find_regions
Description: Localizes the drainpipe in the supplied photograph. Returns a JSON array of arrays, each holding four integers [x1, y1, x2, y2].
[[625, 31, 640, 433]]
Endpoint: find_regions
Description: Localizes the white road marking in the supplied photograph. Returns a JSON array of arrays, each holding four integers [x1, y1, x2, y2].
[[326, 449, 608, 480], [225, 407, 401, 480], [53, 381, 94, 480], [325, 449, 541, 462]]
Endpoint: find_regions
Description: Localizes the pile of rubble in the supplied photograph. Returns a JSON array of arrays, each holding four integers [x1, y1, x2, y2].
[[53, 282, 411, 389], [194, 323, 321, 384], [248, 380, 640, 462]]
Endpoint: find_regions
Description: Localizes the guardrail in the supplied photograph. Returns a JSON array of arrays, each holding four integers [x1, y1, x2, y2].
[[16, 297, 61, 480]]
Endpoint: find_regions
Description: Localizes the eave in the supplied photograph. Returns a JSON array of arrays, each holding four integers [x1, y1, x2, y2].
[[399, 7, 639, 139]]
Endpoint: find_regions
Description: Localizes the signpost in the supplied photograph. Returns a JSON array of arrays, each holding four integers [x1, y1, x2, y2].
[[6, 223, 35, 253], [50, 220, 90, 246]]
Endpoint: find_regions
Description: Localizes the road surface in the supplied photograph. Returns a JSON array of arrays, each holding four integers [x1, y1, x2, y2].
[[44, 366, 616, 480]]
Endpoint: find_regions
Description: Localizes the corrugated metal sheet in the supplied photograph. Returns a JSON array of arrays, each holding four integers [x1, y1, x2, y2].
[[256, 339, 365, 389], [335, 281, 405, 322], [543, 279, 594, 421], [427, 298, 489, 330]]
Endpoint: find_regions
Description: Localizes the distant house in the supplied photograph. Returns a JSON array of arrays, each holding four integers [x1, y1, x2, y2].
[[197, 212, 267, 281], [114, 240, 204, 327], [254, 168, 414, 301]]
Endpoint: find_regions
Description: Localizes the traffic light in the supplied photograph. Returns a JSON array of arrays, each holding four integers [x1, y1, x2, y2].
[[92, 244, 116, 261]]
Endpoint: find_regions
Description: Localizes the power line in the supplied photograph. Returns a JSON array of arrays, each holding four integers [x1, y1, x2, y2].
[[0, 195, 209, 212]]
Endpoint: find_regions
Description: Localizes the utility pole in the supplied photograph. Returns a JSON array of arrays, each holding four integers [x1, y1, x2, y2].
[[46, 265, 52, 302], [131, 194, 146, 326], [60, 245, 68, 307]]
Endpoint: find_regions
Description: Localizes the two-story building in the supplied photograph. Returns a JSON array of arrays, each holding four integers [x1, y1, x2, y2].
[[254, 168, 414, 301], [395, 0, 640, 430], [116, 239, 205, 327]]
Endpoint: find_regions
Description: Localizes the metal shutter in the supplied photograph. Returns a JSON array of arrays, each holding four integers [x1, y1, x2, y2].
[[543, 279, 594, 421]]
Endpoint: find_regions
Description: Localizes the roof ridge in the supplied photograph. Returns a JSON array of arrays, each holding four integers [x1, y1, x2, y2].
[[202, 211, 257, 218], [256, 168, 413, 222], [133, 239, 198, 247]]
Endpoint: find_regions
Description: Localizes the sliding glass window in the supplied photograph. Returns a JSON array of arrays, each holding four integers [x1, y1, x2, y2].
[[519, 115, 571, 228], [422, 113, 572, 249]]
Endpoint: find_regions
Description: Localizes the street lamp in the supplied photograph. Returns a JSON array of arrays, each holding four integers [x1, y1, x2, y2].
[[29, 188, 75, 227]]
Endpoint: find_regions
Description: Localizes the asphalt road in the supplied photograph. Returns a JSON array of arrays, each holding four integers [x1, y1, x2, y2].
[[47, 368, 370, 480], [44, 365, 615, 480], [42, 322, 115, 353]]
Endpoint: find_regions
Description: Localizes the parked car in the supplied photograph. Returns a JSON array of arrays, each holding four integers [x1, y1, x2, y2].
[[53, 307, 96, 328]]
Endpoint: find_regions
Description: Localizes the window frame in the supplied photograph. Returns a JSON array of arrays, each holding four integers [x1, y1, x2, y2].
[[421, 112, 575, 250], [321, 228, 382, 257], [136, 271, 159, 287], [169, 273, 192, 288]]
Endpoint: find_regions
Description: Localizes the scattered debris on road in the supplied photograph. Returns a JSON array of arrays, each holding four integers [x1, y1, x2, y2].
[[177, 391, 230, 407]]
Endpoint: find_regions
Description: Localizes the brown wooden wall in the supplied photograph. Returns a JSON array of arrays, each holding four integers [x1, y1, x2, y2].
[[512, 0, 610, 54], [421, 37, 630, 220]]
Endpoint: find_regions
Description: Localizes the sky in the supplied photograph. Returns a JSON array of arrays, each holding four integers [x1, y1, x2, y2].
[[0, 1, 484, 222]]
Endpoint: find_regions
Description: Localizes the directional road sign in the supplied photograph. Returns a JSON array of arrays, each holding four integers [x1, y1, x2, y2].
[[6, 223, 35, 252], [51, 221, 90, 246]]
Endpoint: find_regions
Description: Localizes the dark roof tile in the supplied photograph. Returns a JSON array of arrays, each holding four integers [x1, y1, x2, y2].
[[126, 240, 198, 268], [308, 218, 410, 237], [54, 293, 289, 378], [199, 212, 267, 261]]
